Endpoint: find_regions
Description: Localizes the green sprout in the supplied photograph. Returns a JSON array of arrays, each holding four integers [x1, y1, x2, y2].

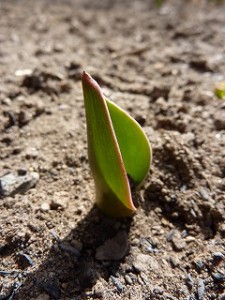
[[214, 82, 225, 100], [82, 72, 151, 217]]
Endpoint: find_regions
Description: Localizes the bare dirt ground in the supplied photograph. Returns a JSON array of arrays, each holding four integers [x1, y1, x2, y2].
[[0, 0, 225, 299]]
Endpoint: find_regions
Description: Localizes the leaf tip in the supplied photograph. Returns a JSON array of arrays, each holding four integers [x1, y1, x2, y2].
[[82, 71, 103, 98]]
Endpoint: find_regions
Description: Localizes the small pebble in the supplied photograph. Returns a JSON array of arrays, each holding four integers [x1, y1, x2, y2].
[[124, 274, 133, 285], [2, 97, 12, 105], [49, 230, 60, 241], [95, 231, 128, 261], [165, 295, 177, 300], [212, 252, 225, 263], [169, 256, 180, 268], [181, 230, 188, 238], [71, 239, 83, 251], [17, 253, 34, 268], [140, 273, 149, 285], [170, 230, 187, 251], [195, 259, 204, 270], [0, 171, 39, 197], [197, 279, 205, 300], [15, 69, 33, 76], [59, 242, 80, 257], [212, 272, 225, 283], [41, 202, 50, 211], [139, 238, 158, 253], [133, 254, 159, 273], [137, 274, 145, 285], [110, 276, 124, 293], [185, 236, 196, 243], [130, 273, 138, 281], [199, 188, 210, 201], [50, 197, 67, 210], [153, 286, 164, 295], [167, 230, 175, 242], [185, 274, 194, 288]]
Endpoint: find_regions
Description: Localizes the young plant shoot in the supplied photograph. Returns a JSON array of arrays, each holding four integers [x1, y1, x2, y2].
[[82, 72, 151, 217], [214, 82, 225, 100]]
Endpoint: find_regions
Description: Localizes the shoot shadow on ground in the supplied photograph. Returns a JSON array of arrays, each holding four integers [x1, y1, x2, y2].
[[13, 206, 132, 299]]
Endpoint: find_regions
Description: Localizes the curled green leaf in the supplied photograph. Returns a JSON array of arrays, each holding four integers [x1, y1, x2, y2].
[[82, 71, 151, 217]]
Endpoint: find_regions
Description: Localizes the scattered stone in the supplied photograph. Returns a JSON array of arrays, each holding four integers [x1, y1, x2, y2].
[[40, 202, 50, 211], [164, 295, 177, 300], [153, 286, 164, 295], [185, 236, 196, 243], [15, 69, 33, 77], [195, 259, 204, 271], [0, 171, 39, 197], [124, 274, 133, 285], [212, 252, 225, 264], [25, 147, 39, 159], [17, 253, 34, 269], [50, 197, 67, 210], [49, 191, 69, 210], [166, 229, 176, 242], [197, 279, 205, 300], [2, 97, 12, 106], [4, 111, 16, 128], [199, 188, 210, 201], [110, 276, 124, 293], [71, 239, 83, 252], [17, 110, 32, 127], [133, 254, 159, 273], [95, 231, 128, 261], [169, 230, 187, 251], [169, 256, 180, 268], [139, 238, 158, 253], [212, 272, 225, 283], [140, 273, 149, 285], [137, 274, 145, 285], [185, 274, 194, 289], [181, 230, 188, 238], [59, 242, 80, 257]]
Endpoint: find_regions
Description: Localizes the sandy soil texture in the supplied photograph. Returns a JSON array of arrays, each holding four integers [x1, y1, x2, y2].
[[0, 1, 225, 299]]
